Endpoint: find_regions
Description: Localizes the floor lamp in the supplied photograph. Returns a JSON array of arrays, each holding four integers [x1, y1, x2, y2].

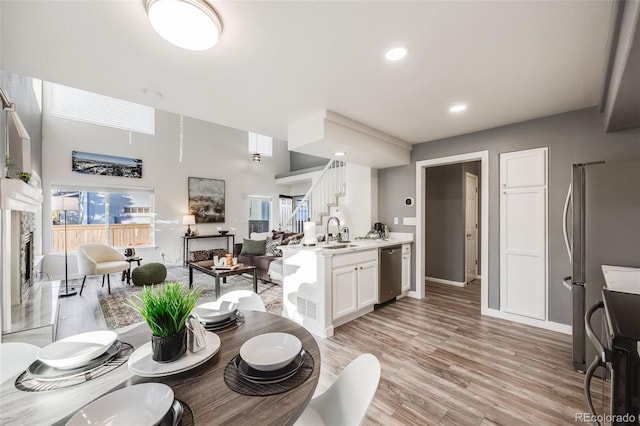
[[53, 196, 79, 298]]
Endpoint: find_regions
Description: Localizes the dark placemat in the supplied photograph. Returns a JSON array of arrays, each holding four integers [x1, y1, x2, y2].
[[15, 342, 134, 392], [223, 350, 314, 396], [180, 399, 195, 426], [159, 399, 194, 426]]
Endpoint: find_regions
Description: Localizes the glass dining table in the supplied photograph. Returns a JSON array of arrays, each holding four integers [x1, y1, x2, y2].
[[0, 311, 321, 425]]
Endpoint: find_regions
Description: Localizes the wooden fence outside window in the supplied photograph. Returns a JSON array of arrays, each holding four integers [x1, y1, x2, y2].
[[52, 223, 152, 253]]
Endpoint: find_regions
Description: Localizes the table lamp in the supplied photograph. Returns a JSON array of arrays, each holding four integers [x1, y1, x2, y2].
[[183, 215, 196, 236]]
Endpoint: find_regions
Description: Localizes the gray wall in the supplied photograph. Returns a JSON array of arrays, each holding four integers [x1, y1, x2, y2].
[[0, 70, 42, 178], [289, 151, 329, 171], [378, 107, 640, 325], [425, 164, 464, 282]]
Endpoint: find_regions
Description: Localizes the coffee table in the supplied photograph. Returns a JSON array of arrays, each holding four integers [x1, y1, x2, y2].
[[188, 262, 257, 298]]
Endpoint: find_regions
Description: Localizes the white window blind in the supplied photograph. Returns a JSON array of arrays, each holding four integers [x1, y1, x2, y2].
[[248, 132, 273, 157], [49, 83, 155, 135]]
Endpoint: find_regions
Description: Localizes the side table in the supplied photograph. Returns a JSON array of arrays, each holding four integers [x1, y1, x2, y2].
[[122, 257, 142, 285]]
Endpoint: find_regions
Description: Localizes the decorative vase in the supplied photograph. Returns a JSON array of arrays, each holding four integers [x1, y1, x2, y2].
[[124, 247, 136, 257], [151, 328, 187, 363]]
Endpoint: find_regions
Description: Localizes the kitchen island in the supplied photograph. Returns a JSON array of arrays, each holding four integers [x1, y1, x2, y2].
[[281, 233, 413, 338]]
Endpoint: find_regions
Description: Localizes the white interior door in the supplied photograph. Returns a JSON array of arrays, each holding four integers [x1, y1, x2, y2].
[[465, 173, 478, 283], [499, 148, 548, 320]]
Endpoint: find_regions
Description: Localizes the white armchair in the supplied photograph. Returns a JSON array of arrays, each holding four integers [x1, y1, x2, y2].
[[76, 244, 129, 295]]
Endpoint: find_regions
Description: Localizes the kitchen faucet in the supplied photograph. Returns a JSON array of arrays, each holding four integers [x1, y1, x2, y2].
[[325, 216, 341, 244]]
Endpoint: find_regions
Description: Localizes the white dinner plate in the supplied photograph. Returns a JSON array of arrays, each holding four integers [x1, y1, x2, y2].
[[37, 330, 118, 370], [66, 383, 173, 426], [240, 332, 302, 371], [193, 300, 237, 323], [128, 331, 221, 377]]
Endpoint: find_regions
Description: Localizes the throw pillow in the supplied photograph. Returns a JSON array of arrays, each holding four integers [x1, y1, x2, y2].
[[241, 238, 267, 255], [266, 235, 283, 256], [284, 233, 304, 245]]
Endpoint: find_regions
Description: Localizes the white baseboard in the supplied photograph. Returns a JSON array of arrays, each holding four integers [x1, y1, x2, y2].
[[483, 308, 572, 335], [425, 276, 466, 287], [407, 290, 420, 299]]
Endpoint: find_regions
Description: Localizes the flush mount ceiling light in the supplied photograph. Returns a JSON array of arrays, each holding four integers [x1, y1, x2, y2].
[[146, 0, 223, 51], [385, 46, 409, 61], [449, 104, 468, 113], [333, 152, 346, 156]]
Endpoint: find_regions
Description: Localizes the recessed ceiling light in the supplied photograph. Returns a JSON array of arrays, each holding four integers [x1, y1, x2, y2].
[[385, 46, 408, 61], [146, 0, 223, 51], [334, 152, 346, 156], [449, 104, 467, 113]]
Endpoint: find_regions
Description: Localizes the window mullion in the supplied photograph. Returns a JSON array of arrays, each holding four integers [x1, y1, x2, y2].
[[105, 193, 111, 246]]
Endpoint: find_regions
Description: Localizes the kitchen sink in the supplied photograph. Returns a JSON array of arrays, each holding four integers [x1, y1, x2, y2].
[[323, 244, 357, 250]]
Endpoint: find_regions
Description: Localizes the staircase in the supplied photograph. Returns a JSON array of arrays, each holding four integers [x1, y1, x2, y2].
[[282, 159, 346, 233]]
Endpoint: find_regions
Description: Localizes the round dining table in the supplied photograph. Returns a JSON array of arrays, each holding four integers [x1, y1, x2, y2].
[[0, 311, 320, 425]]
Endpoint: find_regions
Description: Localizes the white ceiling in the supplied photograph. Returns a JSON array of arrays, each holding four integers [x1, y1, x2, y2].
[[0, 0, 613, 147]]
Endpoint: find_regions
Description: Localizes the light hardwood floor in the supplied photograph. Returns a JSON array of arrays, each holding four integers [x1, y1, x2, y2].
[[318, 280, 608, 425], [50, 277, 606, 425]]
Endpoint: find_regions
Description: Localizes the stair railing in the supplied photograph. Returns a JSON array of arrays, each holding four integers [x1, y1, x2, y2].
[[281, 159, 345, 233]]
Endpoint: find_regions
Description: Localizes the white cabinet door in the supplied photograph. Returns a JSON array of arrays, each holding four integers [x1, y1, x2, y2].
[[357, 260, 378, 309], [401, 249, 411, 292], [332, 265, 358, 320], [500, 147, 547, 320], [500, 148, 547, 188]]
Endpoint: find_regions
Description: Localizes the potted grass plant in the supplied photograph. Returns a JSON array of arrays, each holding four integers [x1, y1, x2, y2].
[[128, 282, 202, 363], [16, 171, 31, 184]]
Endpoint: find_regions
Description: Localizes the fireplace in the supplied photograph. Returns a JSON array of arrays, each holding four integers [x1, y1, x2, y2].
[[21, 231, 34, 301]]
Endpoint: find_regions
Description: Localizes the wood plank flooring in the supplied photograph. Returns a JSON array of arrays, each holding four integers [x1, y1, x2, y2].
[[318, 280, 608, 425], [46, 277, 606, 425]]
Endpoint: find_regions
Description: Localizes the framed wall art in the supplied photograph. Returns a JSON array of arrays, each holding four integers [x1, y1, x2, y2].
[[72, 150, 142, 178], [188, 177, 225, 223]]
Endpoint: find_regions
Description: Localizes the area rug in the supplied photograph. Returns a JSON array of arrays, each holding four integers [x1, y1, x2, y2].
[[83, 267, 282, 330]]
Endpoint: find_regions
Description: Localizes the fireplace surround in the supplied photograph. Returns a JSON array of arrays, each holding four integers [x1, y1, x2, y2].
[[0, 178, 43, 332]]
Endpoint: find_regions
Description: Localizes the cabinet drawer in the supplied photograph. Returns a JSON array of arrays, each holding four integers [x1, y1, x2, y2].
[[332, 249, 377, 268]]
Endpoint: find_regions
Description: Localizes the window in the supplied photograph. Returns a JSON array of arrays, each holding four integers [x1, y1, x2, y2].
[[51, 186, 154, 253], [48, 83, 155, 135], [248, 196, 271, 234], [248, 132, 273, 157]]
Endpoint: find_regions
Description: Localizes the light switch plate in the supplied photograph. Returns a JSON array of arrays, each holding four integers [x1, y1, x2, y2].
[[403, 217, 417, 226], [394, 217, 399, 225]]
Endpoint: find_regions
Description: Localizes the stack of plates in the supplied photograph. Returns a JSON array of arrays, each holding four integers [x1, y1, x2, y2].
[[193, 301, 239, 331], [66, 383, 181, 426], [32, 331, 119, 377], [236, 333, 305, 384]]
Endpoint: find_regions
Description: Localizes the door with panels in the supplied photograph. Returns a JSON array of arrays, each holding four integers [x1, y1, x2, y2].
[[500, 147, 548, 320]]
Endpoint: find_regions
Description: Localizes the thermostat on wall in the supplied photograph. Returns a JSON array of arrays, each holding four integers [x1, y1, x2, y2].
[[404, 197, 414, 206]]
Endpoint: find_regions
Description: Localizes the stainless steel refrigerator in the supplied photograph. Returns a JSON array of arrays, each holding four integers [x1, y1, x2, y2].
[[562, 160, 640, 373]]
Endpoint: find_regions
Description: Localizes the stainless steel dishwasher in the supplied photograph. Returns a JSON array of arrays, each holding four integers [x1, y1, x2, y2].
[[378, 245, 402, 304]]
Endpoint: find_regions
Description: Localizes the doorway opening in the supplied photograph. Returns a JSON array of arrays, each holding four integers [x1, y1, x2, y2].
[[415, 151, 489, 315], [248, 195, 272, 234]]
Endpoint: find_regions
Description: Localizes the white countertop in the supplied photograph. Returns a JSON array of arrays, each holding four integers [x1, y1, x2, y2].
[[280, 232, 413, 256]]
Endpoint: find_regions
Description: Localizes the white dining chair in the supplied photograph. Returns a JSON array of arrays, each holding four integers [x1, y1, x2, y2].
[[0, 342, 40, 383], [294, 353, 381, 426], [217, 290, 266, 312]]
